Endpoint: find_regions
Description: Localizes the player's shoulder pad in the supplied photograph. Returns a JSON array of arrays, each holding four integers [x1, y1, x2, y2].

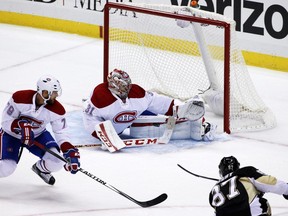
[[44, 100, 66, 115], [12, 90, 36, 104], [90, 82, 117, 108], [235, 166, 263, 179], [128, 84, 146, 98]]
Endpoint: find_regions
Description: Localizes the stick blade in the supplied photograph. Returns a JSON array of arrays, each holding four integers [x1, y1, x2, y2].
[[137, 193, 168, 208]]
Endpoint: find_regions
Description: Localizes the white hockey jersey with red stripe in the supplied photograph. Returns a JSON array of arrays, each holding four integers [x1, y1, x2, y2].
[[1, 90, 70, 145], [82, 83, 173, 135]]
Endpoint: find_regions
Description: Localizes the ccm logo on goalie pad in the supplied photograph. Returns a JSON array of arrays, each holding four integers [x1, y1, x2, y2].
[[97, 131, 114, 148], [124, 138, 158, 146]]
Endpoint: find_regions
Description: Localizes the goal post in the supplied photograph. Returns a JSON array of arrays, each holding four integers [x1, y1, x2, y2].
[[103, 2, 276, 133]]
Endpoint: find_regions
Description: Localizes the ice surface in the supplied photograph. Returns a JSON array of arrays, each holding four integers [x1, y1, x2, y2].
[[0, 23, 288, 216]]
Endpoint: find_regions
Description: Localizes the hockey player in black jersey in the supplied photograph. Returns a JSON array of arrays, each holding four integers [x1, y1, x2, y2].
[[209, 156, 288, 216]]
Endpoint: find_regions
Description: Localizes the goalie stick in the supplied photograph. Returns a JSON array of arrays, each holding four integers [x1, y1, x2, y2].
[[177, 164, 219, 181], [33, 141, 168, 207], [77, 116, 177, 150], [75, 137, 165, 148]]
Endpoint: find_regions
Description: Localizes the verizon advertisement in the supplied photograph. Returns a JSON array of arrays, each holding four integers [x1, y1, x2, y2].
[[0, 0, 287, 64]]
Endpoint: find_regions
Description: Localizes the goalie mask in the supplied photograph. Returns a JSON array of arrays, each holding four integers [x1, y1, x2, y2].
[[107, 69, 132, 100], [218, 156, 240, 178], [37, 75, 62, 103]]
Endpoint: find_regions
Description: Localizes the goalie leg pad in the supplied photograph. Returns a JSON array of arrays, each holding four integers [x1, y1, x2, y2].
[[190, 118, 217, 141], [130, 116, 217, 141], [130, 123, 166, 138], [130, 120, 192, 140], [171, 121, 191, 139], [130, 116, 190, 139], [190, 118, 203, 141]]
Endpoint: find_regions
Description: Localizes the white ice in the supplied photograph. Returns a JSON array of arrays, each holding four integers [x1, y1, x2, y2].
[[0, 23, 288, 216]]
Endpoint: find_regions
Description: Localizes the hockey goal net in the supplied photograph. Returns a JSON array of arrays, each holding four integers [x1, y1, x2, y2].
[[103, 2, 276, 133]]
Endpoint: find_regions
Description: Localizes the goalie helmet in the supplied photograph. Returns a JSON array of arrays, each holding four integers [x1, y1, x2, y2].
[[218, 156, 240, 177], [37, 75, 62, 99], [107, 69, 131, 99]]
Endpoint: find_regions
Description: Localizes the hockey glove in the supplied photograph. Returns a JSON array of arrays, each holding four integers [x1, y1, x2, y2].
[[61, 142, 80, 174], [12, 119, 35, 146]]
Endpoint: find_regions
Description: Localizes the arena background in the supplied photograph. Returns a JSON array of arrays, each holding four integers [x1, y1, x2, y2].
[[0, 0, 287, 72]]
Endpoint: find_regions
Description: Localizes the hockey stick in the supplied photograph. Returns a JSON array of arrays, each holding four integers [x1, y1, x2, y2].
[[33, 141, 168, 207], [177, 164, 219, 181], [75, 116, 177, 149], [80, 169, 168, 208], [75, 137, 162, 148]]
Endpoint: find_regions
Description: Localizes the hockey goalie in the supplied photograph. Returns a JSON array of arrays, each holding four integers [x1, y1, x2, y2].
[[82, 69, 218, 151]]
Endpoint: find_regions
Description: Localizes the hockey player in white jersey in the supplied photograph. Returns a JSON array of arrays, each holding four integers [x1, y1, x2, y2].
[[0, 75, 80, 185], [82, 69, 217, 149]]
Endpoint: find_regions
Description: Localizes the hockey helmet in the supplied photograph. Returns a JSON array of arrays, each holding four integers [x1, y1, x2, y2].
[[37, 75, 62, 99], [218, 156, 240, 177], [107, 69, 131, 99]]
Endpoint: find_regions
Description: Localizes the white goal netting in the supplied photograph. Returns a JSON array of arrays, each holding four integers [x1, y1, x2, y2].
[[104, 3, 276, 133]]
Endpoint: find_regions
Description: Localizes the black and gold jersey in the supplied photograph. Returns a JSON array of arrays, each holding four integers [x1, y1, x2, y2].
[[208, 166, 286, 216]]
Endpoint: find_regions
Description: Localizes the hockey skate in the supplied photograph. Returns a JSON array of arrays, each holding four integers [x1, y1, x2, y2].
[[32, 163, 55, 185], [202, 122, 217, 141]]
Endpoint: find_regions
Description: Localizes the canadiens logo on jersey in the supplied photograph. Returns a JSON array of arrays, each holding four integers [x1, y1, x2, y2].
[[19, 116, 42, 128], [114, 111, 137, 123]]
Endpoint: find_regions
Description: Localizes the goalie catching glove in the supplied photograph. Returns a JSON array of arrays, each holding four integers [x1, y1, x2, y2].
[[60, 142, 80, 174], [173, 95, 205, 121]]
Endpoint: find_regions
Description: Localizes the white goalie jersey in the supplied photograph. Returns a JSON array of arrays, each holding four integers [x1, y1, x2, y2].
[[82, 82, 174, 136], [83, 82, 217, 141]]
